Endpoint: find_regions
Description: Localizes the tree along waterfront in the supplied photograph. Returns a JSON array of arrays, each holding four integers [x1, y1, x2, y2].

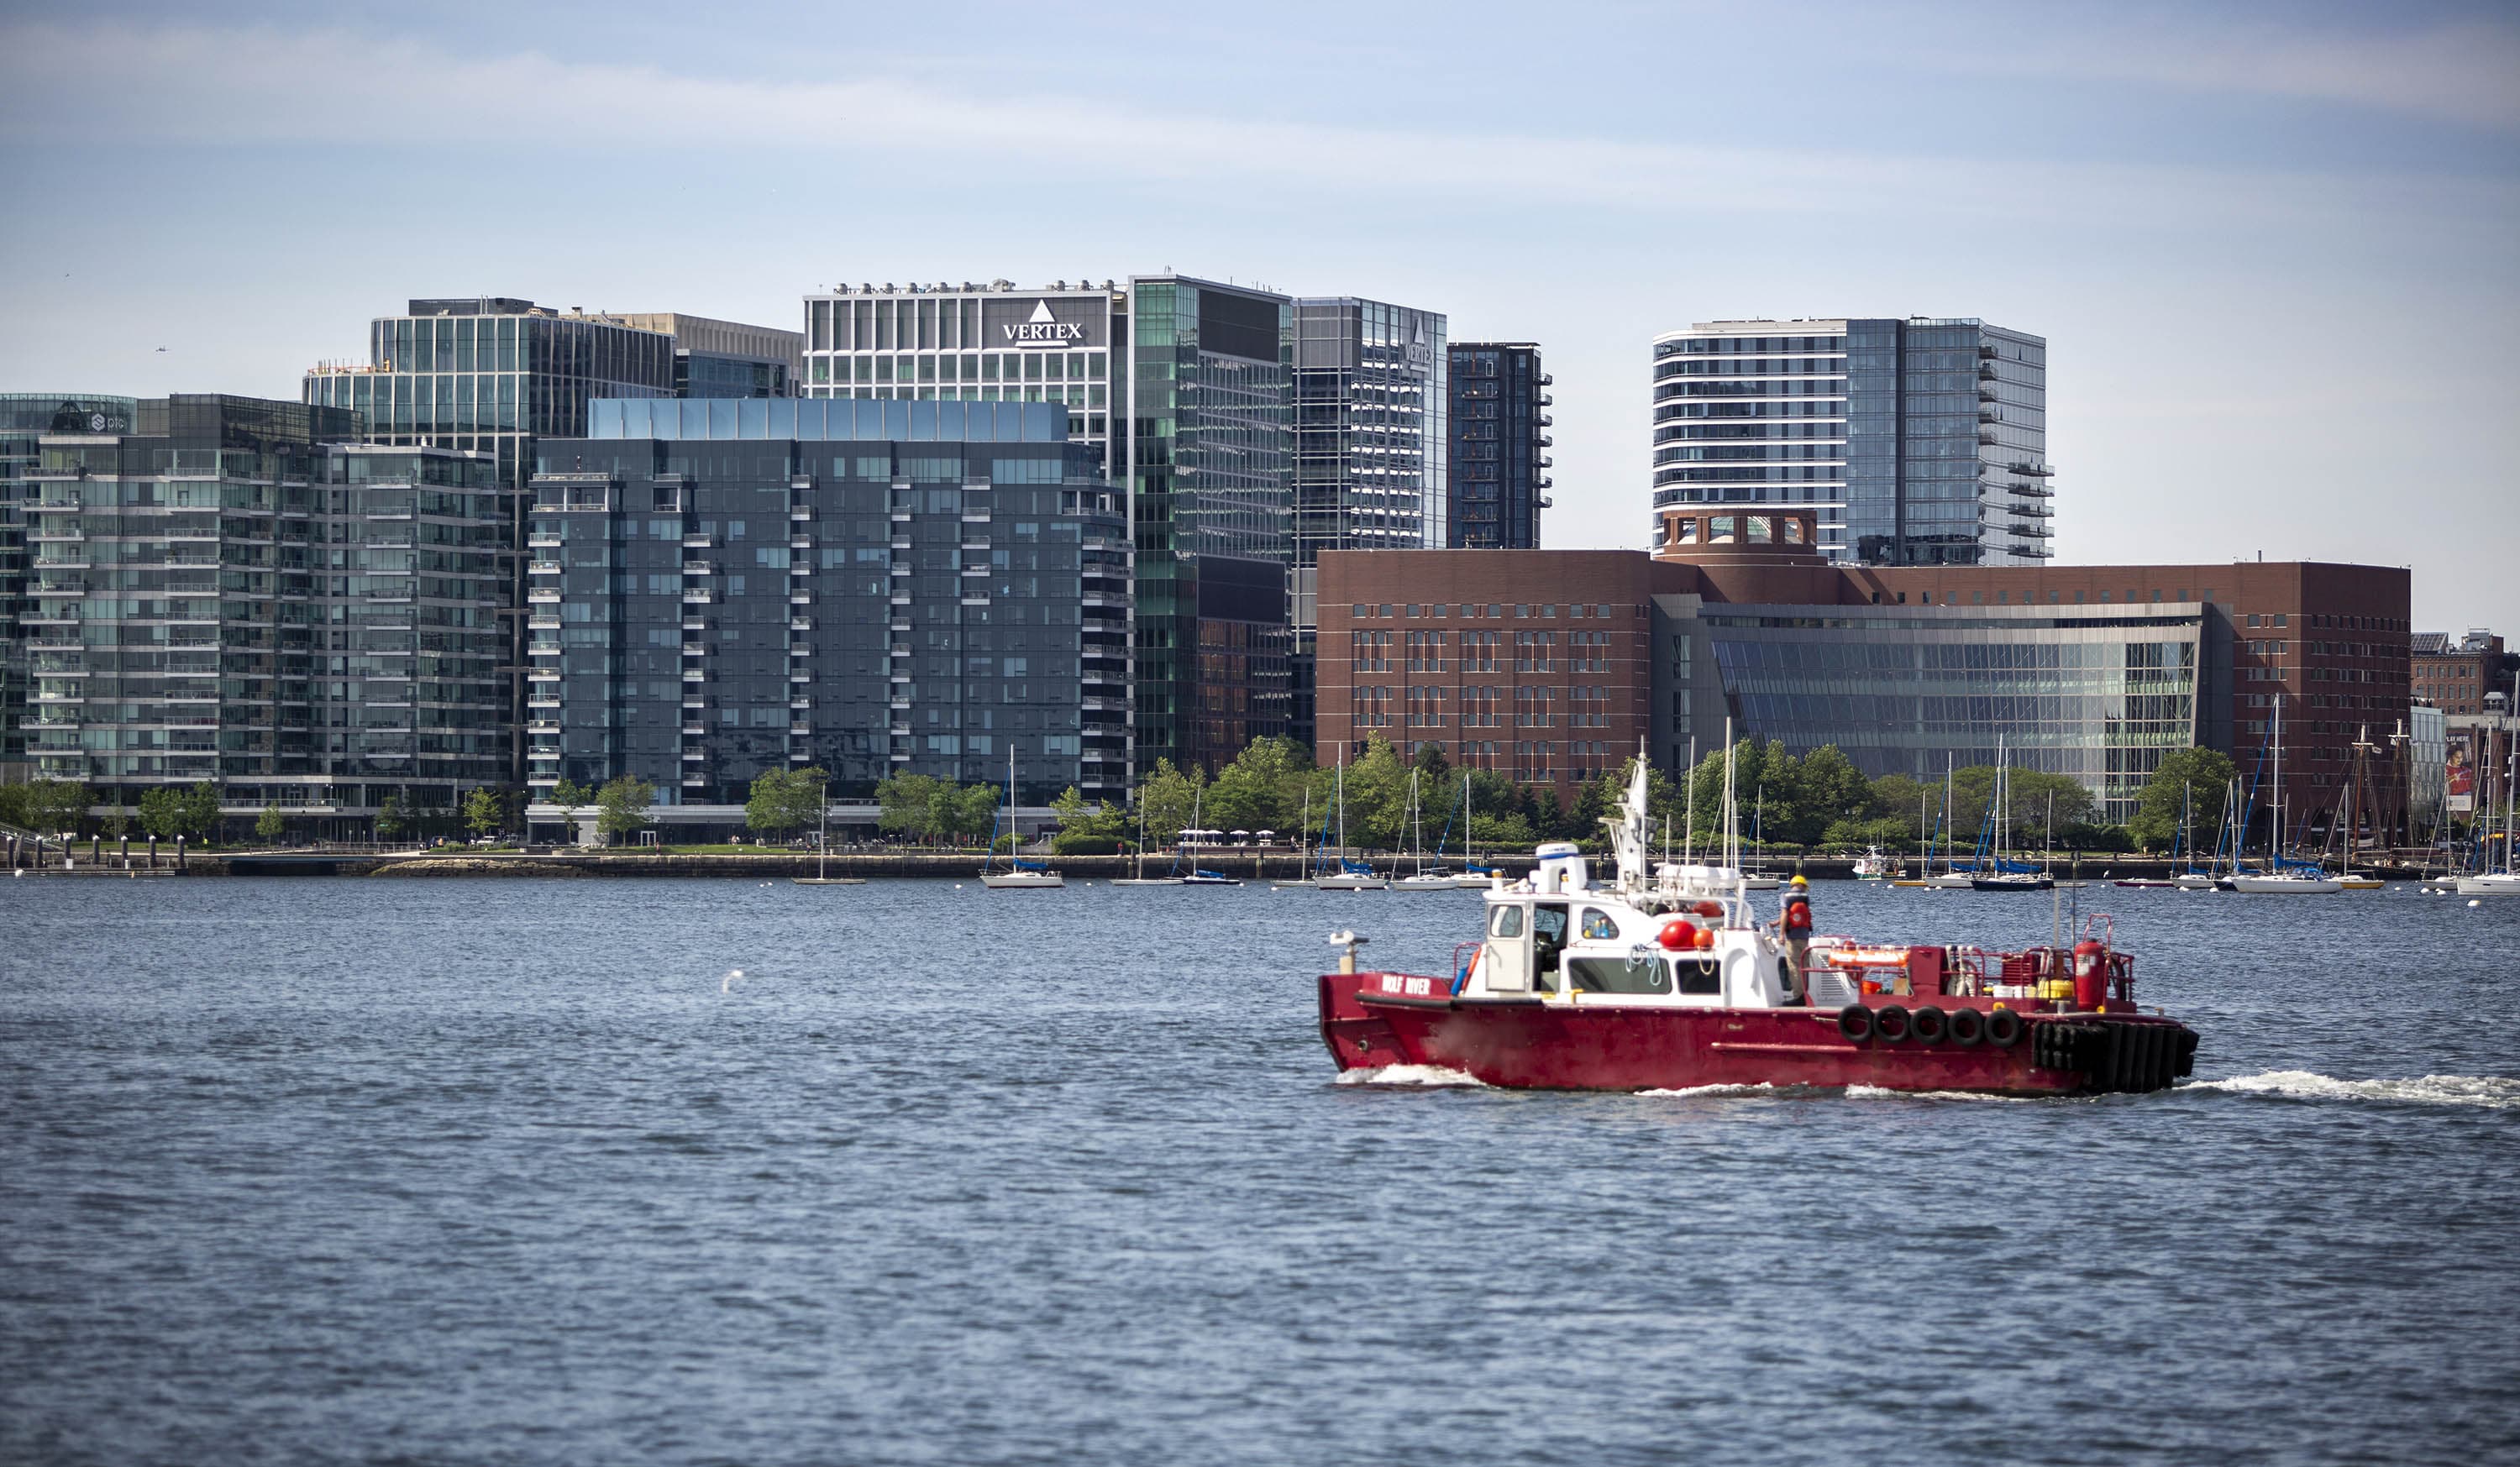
[[0, 736, 2346, 859]]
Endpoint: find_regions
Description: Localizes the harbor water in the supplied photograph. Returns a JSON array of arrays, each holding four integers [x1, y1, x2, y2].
[[3, 876, 2515, 1465]]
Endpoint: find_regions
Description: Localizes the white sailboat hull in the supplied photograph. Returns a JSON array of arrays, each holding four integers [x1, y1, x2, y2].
[[979, 872, 1066, 888], [2226, 874, 2341, 893], [2455, 873, 2520, 897]]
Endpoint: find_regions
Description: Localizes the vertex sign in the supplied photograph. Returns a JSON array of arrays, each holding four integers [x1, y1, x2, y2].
[[1003, 300, 1085, 348], [987, 297, 1100, 351]]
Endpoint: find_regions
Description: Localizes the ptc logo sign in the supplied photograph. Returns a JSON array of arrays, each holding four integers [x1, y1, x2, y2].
[[1002, 300, 1086, 349]]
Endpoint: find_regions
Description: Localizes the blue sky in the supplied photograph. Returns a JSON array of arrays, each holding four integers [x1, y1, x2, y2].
[[4, 0, 2515, 633]]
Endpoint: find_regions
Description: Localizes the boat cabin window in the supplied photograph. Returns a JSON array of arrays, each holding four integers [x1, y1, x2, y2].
[[1489, 905, 1524, 938], [1579, 908, 1622, 941], [1674, 958, 1721, 995], [1569, 956, 1671, 996]]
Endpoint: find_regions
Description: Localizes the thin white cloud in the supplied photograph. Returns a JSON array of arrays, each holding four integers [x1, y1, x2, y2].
[[1973, 15, 2520, 131], [0, 19, 2505, 235]]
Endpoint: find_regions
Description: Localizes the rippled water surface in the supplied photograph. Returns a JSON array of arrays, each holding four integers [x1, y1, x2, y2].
[[3, 875, 2516, 1465]]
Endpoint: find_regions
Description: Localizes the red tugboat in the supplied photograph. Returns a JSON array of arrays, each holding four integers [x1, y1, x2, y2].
[[1319, 762, 2197, 1096]]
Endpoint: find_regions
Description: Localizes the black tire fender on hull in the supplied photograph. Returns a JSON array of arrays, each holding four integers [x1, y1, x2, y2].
[[2031, 1018, 2198, 1094]]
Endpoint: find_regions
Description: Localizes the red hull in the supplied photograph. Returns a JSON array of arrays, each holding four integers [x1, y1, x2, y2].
[[1320, 971, 2194, 1096]]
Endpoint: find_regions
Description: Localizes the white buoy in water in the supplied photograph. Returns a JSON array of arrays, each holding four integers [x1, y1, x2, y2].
[[722, 967, 745, 993], [2470, 899, 2484, 909]]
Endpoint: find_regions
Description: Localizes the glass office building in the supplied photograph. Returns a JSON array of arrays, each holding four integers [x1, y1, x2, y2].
[[1292, 297, 1447, 563], [24, 396, 507, 824], [1650, 317, 2054, 567], [1289, 296, 1446, 747], [1129, 275, 1295, 774], [303, 299, 680, 493], [1671, 603, 2207, 823], [528, 398, 1131, 805], [1446, 343, 1550, 550], [801, 282, 1123, 481]]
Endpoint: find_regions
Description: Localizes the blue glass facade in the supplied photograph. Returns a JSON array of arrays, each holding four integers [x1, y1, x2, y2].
[[528, 400, 1129, 804]]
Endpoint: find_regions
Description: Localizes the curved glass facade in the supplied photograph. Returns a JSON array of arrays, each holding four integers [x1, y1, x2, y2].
[[1698, 607, 2202, 821]]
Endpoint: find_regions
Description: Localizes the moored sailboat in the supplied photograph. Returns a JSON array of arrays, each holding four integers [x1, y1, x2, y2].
[[979, 747, 1064, 888]]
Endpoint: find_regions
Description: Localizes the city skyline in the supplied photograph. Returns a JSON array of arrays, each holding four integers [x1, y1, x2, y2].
[[2, 0, 2513, 634]]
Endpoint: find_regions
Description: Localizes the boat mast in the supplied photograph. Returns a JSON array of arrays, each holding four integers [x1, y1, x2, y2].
[[1721, 719, 1739, 872], [1998, 735, 2009, 871], [2272, 696, 2285, 867], [2044, 789, 2054, 877], [1941, 753, 1953, 877], [1407, 769, 1423, 878], [1683, 736, 1698, 866]]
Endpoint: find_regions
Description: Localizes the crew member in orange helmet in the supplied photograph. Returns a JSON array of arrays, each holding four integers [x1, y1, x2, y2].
[[1780, 874, 1814, 1003]]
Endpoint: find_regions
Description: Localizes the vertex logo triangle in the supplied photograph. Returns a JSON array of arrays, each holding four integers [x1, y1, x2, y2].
[[1005, 298, 1086, 348]]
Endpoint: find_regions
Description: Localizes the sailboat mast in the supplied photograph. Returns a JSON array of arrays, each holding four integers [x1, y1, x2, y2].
[[1683, 736, 1697, 866], [2273, 697, 2284, 864], [1941, 753, 1953, 875]]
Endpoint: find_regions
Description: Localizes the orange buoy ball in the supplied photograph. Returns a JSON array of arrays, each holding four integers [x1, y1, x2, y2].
[[1691, 899, 1724, 919], [1660, 919, 1697, 950], [1693, 926, 1716, 950]]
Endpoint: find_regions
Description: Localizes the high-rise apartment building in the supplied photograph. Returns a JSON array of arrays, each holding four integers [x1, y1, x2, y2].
[[1446, 343, 1550, 549], [1650, 317, 2053, 567], [527, 398, 1131, 808], [3, 394, 139, 778], [24, 396, 507, 826]]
